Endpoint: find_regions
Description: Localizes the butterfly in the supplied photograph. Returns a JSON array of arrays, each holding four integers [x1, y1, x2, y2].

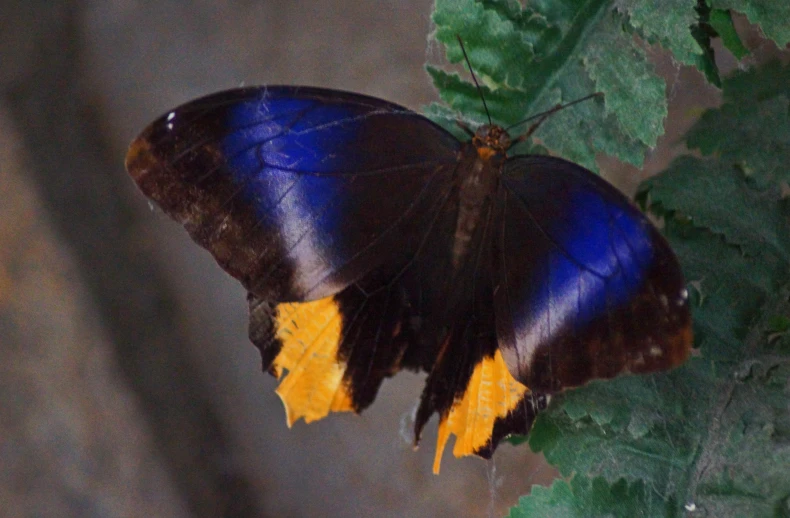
[[125, 83, 692, 474]]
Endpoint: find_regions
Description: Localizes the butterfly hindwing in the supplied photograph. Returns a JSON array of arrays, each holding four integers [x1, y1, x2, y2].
[[246, 191, 461, 427], [248, 281, 418, 424], [494, 156, 692, 393], [126, 86, 460, 302]]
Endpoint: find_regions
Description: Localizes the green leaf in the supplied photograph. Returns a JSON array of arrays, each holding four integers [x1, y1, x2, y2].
[[508, 477, 671, 518], [582, 12, 667, 146], [642, 156, 790, 261], [529, 365, 706, 493], [687, 97, 790, 187], [690, 1, 724, 86], [711, 0, 790, 47], [616, 0, 713, 76], [709, 8, 750, 59], [516, 62, 790, 517], [720, 60, 790, 102]]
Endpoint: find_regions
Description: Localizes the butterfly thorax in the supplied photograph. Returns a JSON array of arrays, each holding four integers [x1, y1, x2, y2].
[[451, 124, 511, 269]]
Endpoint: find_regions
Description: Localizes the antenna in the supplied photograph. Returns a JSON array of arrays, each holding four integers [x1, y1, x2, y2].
[[507, 93, 602, 144], [456, 36, 492, 126], [453, 37, 602, 144]]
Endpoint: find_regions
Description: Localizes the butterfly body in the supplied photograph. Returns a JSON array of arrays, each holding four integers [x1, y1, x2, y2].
[[126, 86, 691, 473]]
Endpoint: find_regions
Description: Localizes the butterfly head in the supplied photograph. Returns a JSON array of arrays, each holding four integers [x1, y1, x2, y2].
[[472, 124, 512, 161]]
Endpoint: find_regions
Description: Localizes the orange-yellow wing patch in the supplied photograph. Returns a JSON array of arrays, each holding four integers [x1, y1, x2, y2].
[[432, 350, 528, 474], [271, 296, 354, 426]]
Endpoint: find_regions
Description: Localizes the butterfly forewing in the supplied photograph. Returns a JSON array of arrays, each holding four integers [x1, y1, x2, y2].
[[126, 86, 461, 302]]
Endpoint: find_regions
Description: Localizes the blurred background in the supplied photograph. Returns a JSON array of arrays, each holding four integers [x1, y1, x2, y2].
[[0, 1, 780, 517]]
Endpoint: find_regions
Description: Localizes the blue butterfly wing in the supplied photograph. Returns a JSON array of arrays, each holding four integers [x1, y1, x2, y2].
[[126, 86, 461, 302], [494, 156, 692, 393], [127, 86, 466, 425]]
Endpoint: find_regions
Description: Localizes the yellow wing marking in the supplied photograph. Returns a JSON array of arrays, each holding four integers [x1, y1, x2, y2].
[[271, 296, 354, 426], [433, 350, 528, 474]]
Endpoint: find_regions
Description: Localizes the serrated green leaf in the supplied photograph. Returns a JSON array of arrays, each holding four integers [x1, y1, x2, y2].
[[689, 325, 790, 518], [432, 0, 544, 90], [709, 8, 750, 59], [616, 0, 704, 67], [530, 366, 706, 491], [690, 0, 724, 87], [508, 477, 668, 518], [711, 0, 790, 47], [583, 11, 667, 147], [686, 95, 790, 186], [633, 75, 790, 516], [662, 223, 784, 360], [641, 156, 790, 261], [720, 60, 790, 102]]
